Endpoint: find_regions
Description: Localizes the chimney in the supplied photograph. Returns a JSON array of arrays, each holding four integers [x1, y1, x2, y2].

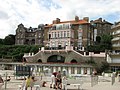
[[52, 20, 57, 24], [83, 17, 89, 22], [99, 18, 102, 22], [45, 24, 48, 26], [52, 18, 60, 24], [103, 20, 106, 22], [75, 16, 79, 22], [56, 18, 60, 23]]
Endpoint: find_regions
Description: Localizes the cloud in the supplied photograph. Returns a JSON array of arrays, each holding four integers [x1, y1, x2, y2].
[[0, 0, 120, 38], [0, 10, 9, 19]]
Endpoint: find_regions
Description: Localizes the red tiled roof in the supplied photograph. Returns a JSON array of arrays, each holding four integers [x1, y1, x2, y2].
[[59, 20, 89, 24], [45, 19, 89, 27]]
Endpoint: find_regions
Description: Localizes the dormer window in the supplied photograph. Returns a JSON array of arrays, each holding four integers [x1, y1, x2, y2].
[[79, 25, 83, 29]]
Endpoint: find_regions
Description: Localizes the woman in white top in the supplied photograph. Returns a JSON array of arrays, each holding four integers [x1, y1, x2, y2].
[[50, 73, 56, 88], [21, 77, 26, 90]]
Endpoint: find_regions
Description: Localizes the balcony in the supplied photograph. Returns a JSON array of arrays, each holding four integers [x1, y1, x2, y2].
[[45, 47, 65, 50], [111, 24, 120, 29], [112, 44, 120, 47], [112, 37, 120, 41]]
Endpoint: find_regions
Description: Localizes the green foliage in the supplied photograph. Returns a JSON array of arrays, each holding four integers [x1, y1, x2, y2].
[[24, 46, 31, 53], [101, 34, 112, 44], [85, 59, 96, 65], [30, 45, 40, 53], [95, 61, 109, 74], [0, 45, 41, 62], [0, 39, 3, 45], [88, 34, 112, 52], [96, 36, 101, 44], [3, 34, 15, 45]]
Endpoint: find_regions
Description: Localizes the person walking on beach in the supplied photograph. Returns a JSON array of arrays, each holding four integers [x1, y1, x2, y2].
[[30, 76, 36, 90], [25, 76, 31, 90], [25, 76, 37, 90], [50, 73, 56, 89], [21, 77, 26, 90]]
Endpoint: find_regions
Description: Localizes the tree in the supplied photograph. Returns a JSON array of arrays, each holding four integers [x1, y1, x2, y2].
[[96, 36, 101, 44], [3, 34, 15, 45], [95, 61, 109, 74], [100, 34, 112, 50], [88, 34, 112, 52], [30, 45, 39, 53], [0, 45, 42, 62], [0, 38, 3, 45]]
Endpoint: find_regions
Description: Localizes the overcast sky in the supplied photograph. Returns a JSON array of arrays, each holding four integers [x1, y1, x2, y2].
[[0, 0, 120, 39]]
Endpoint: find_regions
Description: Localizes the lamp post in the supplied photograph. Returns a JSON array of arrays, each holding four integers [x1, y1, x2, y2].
[[4, 72, 7, 90]]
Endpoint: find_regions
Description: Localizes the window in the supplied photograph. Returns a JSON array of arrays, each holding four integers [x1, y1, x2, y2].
[[51, 32, 53, 38], [67, 31, 69, 37], [61, 31, 63, 37], [49, 34, 51, 39], [63, 24, 65, 29], [56, 24, 62, 30], [55, 32, 56, 38], [71, 31, 74, 38], [58, 32, 59, 38], [56, 32, 58, 38], [54, 23, 71, 30], [79, 25, 83, 29], [71, 67, 75, 74], [59, 32, 61, 37], [53, 32, 55, 38], [64, 31, 66, 37], [77, 67, 81, 74]]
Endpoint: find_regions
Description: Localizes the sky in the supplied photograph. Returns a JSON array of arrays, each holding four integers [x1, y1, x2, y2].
[[0, 0, 120, 39]]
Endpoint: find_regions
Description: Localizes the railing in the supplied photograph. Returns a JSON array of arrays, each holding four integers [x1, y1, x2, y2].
[[76, 50, 84, 55], [45, 47, 65, 50], [112, 44, 120, 47]]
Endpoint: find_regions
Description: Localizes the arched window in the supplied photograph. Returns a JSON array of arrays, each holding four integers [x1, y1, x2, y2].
[[38, 59, 42, 63], [47, 55, 65, 63], [70, 59, 77, 63]]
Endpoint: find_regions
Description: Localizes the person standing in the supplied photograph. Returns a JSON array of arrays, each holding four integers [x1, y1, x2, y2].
[[50, 73, 56, 88], [0, 75, 4, 89], [56, 71, 62, 89], [21, 77, 26, 90], [25, 76, 31, 90], [30, 76, 36, 90], [7, 76, 11, 81]]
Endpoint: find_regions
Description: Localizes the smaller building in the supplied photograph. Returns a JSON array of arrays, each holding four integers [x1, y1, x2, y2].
[[15, 23, 44, 45], [90, 18, 113, 45]]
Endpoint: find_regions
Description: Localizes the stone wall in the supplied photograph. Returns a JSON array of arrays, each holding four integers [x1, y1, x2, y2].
[[24, 49, 105, 65], [0, 58, 13, 62]]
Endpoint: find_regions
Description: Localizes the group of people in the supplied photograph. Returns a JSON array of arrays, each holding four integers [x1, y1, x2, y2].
[[0, 71, 65, 90], [50, 71, 62, 90]]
